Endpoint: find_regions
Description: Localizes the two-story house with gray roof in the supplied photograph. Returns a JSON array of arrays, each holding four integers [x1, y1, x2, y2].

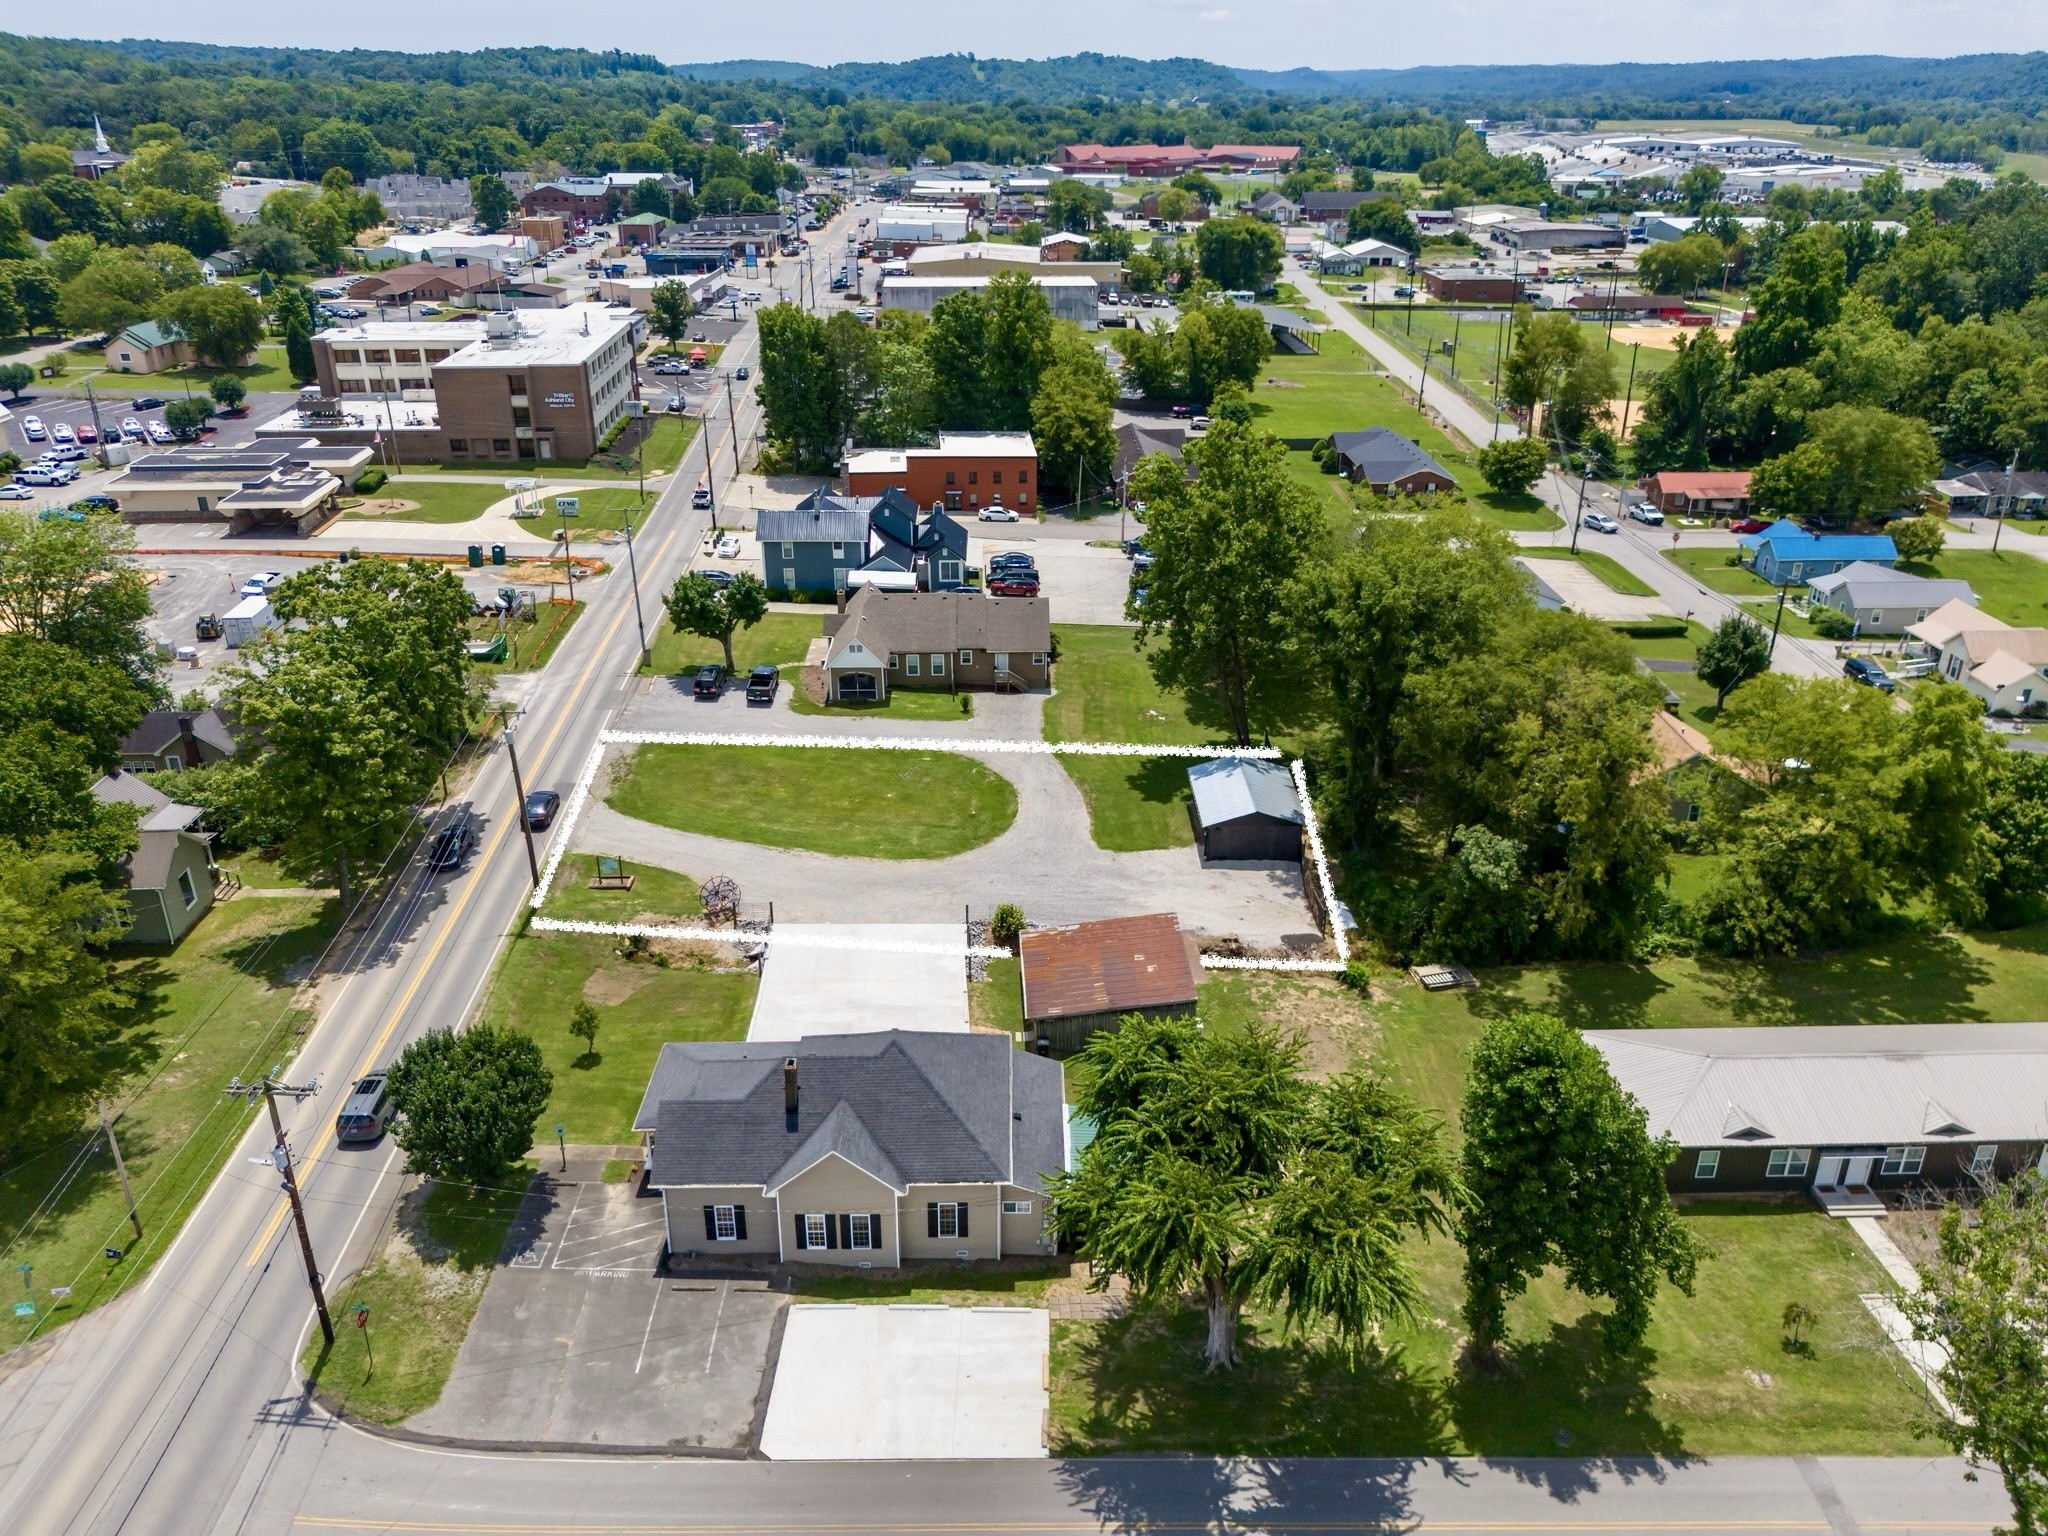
[[633, 1032, 1066, 1267]]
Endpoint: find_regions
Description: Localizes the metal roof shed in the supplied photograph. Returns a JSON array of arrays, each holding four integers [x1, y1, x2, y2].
[[1186, 758, 1304, 863]]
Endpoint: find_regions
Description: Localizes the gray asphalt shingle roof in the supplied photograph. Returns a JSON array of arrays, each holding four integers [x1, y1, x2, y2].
[[1327, 425, 1451, 487], [640, 1032, 1067, 1194]]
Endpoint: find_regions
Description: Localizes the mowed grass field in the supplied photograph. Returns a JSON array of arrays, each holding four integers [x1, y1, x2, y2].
[[608, 743, 1018, 860]]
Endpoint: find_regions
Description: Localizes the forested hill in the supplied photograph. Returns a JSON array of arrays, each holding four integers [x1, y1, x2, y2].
[[672, 53, 1246, 102]]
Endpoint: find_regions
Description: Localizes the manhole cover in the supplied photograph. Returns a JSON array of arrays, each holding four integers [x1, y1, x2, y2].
[[509, 1241, 550, 1268]]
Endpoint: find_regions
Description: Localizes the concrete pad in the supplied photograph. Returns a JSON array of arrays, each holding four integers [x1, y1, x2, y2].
[[748, 923, 967, 1039], [971, 535, 1134, 626], [1526, 556, 1674, 621], [760, 1304, 1048, 1460]]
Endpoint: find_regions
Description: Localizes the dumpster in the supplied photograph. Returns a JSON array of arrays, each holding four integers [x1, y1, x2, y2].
[[467, 544, 483, 567], [490, 543, 506, 566], [465, 635, 508, 663]]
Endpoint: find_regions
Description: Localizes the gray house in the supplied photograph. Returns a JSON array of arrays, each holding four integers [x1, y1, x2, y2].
[[1805, 561, 1978, 635], [632, 1032, 1066, 1268], [91, 772, 216, 946], [1591, 1023, 2048, 1212], [1327, 427, 1457, 495], [757, 499, 876, 596], [1187, 757, 1304, 862], [119, 709, 238, 774]]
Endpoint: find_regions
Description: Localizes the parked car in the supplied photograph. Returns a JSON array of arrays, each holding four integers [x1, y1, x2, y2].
[[1191, 415, 1212, 432], [654, 360, 686, 375], [1580, 511, 1621, 534], [119, 417, 145, 439], [713, 533, 742, 560], [1170, 404, 1192, 419], [987, 573, 1041, 597], [333, 1072, 394, 1144], [987, 552, 1037, 572], [146, 421, 174, 444], [523, 789, 561, 830], [40, 445, 87, 462], [978, 504, 1020, 522], [20, 416, 45, 440], [239, 571, 284, 596], [1844, 656, 1896, 692], [746, 665, 779, 704], [132, 396, 165, 409], [1392, 285, 1415, 298], [71, 493, 118, 513], [1626, 502, 1664, 525], [427, 817, 474, 871], [12, 467, 61, 486], [692, 664, 725, 699], [1728, 517, 1771, 535], [50, 423, 75, 444], [0, 485, 34, 501], [75, 423, 98, 444], [698, 568, 736, 589]]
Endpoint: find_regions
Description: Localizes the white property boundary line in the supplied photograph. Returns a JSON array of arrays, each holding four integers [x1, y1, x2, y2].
[[528, 729, 1350, 973]]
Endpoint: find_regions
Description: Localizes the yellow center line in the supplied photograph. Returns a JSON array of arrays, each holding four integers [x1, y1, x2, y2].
[[244, 399, 737, 1270]]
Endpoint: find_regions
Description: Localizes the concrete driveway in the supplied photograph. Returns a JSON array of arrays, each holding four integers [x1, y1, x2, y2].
[[1523, 555, 1674, 621], [760, 1304, 1048, 1460], [749, 923, 968, 1039], [409, 1166, 784, 1451]]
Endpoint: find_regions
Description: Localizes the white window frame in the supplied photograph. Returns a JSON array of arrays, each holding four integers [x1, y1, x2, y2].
[[831, 543, 846, 559], [904, 654, 920, 677], [1031, 652, 1048, 667], [938, 559, 963, 585], [176, 868, 198, 909], [713, 1204, 738, 1241], [1970, 1144, 1999, 1177], [1694, 1149, 1720, 1180], [780, 542, 796, 559], [934, 1202, 960, 1239], [930, 653, 946, 676], [1881, 1145, 1926, 1177], [1765, 1147, 1810, 1179], [803, 1212, 828, 1249], [781, 567, 796, 589], [848, 1213, 874, 1250], [1001, 1199, 1032, 1215], [958, 649, 974, 666]]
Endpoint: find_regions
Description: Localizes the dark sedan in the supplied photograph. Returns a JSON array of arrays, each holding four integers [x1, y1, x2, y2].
[[693, 664, 725, 699], [523, 790, 561, 829]]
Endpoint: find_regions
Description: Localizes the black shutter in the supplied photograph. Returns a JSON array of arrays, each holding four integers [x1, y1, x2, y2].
[[794, 1213, 807, 1250], [957, 1201, 968, 1238], [824, 1214, 838, 1250], [703, 1205, 716, 1241], [927, 1202, 939, 1238], [870, 1213, 883, 1252], [733, 1205, 747, 1240], [839, 1214, 852, 1250]]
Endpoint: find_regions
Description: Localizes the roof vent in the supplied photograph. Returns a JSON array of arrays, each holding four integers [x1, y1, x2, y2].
[[1922, 1098, 1972, 1137], [1721, 1101, 1772, 1140]]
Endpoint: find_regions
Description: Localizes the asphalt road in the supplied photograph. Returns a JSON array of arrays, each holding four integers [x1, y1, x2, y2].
[[0, 206, 2015, 1535], [0, 205, 844, 1536]]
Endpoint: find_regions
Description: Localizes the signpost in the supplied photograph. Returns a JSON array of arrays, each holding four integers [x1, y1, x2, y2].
[[354, 1302, 374, 1375], [553, 496, 579, 518]]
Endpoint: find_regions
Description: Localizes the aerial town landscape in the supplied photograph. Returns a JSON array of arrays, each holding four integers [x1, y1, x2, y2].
[[3, 17, 2048, 1535]]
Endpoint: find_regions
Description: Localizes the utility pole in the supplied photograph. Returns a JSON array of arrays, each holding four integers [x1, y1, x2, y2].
[[1768, 582, 1789, 660], [502, 719, 541, 885], [1618, 343, 1641, 444], [1569, 451, 1598, 555], [98, 1101, 142, 1245], [83, 382, 110, 470], [725, 373, 741, 478], [1993, 450, 2019, 555], [229, 1076, 333, 1345]]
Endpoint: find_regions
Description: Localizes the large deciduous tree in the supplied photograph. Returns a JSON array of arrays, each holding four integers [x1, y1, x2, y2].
[[1733, 225, 1847, 378], [386, 1024, 553, 1185], [1030, 331, 1118, 501], [649, 280, 694, 353], [1461, 1011, 1701, 1361], [1194, 215, 1284, 293], [1628, 329, 1734, 475], [0, 510, 162, 697], [1474, 435, 1548, 496], [1128, 417, 1324, 746], [1504, 311, 1617, 448], [1050, 1014, 1457, 1371], [470, 173, 515, 232], [1695, 611, 1771, 707], [1748, 404, 1939, 524], [663, 570, 770, 671]]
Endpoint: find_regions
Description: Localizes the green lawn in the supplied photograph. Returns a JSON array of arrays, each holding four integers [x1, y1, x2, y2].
[[644, 611, 821, 676], [794, 1263, 1059, 1308], [1051, 1201, 1917, 1456], [610, 743, 1017, 860], [0, 896, 335, 1353], [1519, 546, 1658, 597], [380, 417, 696, 482], [302, 1171, 534, 1424], [540, 856, 705, 924], [1469, 493, 1563, 533], [1904, 550, 2048, 627], [789, 687, 974, 721], [343, 481, 508, 524], [1043, 625, 1236, 851], [480, 931, 756, 1143], [1665, 545, 1778, 595], [84, 343, 302, 398], [969, 956, 1024, 1034]]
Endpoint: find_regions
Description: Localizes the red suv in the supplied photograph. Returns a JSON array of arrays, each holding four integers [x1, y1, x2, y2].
[[987, 573, 1040, 597]]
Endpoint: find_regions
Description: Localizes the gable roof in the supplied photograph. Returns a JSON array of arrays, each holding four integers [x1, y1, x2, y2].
[[1019, 913, 1201, 1022], [1187, 757, 1303, 829], [1805, 561, 1977, 609], [1738, 522, 1898, 563], [113, 320, 185, 351], [822, 587, 1050, 665], [757, 503, 871, 546], [1588, 1023, 2048, 1149], [91, 770, 173, 813], [639, 1032, 1066, 1194], [1907, 598, 2003, 648], [118, 708, 237, 762], [1645, 471, 1752, 498], [1327, 425, 1452, 487]]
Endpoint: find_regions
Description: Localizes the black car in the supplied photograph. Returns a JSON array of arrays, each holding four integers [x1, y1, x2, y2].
[[693, 664, 725, 699], [70, 493, 119, 513], [746, 664, 779, 704], [735, 365, 750, 380], [987, 552, 1038, 573], [131, 396, 165, 409], [523, 789, 561, 829], [697, 568, 736, 589], [334, 1073, 393, 1143], [1843, 656, 1896, 692], [427, 817, 474, 870]]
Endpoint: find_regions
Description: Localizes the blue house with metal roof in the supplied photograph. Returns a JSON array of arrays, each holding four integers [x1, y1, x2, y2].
[[755, 487, 971, 596], [1737, 520, 1899, 586]]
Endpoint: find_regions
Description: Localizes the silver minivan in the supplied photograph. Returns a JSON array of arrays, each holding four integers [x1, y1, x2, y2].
[[334, 1072, 394, 1143]]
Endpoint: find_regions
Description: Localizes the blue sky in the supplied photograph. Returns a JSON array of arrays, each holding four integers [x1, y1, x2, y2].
[[45, 3, 2048, 73]]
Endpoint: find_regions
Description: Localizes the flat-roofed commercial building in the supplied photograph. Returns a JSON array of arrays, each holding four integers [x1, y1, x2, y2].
[[904, 242, 1124, 291], [105, 439, 374, 533], [844, 432, 1039, 513], [293, 304, 643, 464], [880, 275, 1098, 330]]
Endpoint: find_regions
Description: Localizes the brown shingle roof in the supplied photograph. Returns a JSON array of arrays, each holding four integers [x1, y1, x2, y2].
[[1018, 913, 1202, 1023], [824, 588, 1050, 665]]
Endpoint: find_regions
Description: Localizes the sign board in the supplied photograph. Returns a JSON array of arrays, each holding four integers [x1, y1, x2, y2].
[[504, 478, 539, 494], [13, 1301, 33, 1318], [543, 392, 576, 408], [50, 1286, 70, 1298], [553, 496, 579, 517]]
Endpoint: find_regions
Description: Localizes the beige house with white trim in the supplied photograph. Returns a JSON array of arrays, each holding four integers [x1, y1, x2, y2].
[[1908, 600, 2048, 714], [633, 1033, 1064, 1268]]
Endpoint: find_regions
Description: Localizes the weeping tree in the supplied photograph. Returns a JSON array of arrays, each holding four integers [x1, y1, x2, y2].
[[1048, 1014, 1458, 1370]]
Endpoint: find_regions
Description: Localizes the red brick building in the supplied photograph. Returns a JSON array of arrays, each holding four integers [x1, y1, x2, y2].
[[519, 179, 615, 224], [844, 432, 1038, 513]]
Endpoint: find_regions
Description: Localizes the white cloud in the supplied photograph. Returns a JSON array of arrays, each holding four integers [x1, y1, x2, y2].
[[1199, 6, 1231, 16]]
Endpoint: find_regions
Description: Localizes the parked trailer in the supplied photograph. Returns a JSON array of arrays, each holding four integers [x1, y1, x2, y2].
[[221, 595, 274, 649]]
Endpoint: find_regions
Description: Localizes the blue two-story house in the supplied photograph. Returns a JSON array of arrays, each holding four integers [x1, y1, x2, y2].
[[755, 487, 971, 596], [1737, 520, 1899, 586]]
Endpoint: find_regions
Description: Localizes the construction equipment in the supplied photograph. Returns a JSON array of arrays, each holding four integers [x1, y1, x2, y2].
[[194, 612, 222, 641]]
